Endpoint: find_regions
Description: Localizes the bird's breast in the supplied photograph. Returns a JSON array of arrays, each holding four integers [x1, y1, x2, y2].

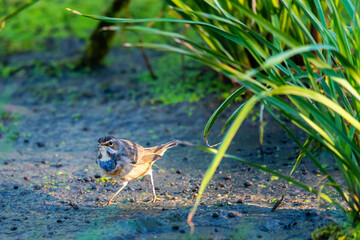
[[98, 159, 116, 173]]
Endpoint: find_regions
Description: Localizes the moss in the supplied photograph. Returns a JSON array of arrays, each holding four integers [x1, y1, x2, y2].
[[137, 53, 231, 105], [311, 222, 360, 240]]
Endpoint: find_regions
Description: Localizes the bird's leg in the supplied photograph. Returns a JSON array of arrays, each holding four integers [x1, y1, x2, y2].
[[149, 171, 160, 202], [104, 182, 128, 206]]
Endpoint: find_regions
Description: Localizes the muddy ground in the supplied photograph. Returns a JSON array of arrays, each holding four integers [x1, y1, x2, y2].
[[0, 48, 346, 240]]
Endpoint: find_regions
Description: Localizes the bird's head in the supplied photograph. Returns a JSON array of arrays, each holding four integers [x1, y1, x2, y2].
[[97, 136, 121, 151], [97, 136, 121, 162]]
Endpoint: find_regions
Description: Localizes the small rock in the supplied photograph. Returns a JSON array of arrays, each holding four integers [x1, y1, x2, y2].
[[64, 216, 69, 219], [212, 212, 220, 218], [155, 187, 160, 191], [237, 199, 244, 204], [56, 162, 62, 168], [83, 177, 91, 182], [313, 169, 321, 175], [94, 174, 101, 179], [3, 161, 9, 165], [23, 139, 29, 144], [244, 180, 253, 187], [257, 234, 262, 238], [57, 219, 62, 223], [34, 184, 41, 190], [13, 185, 18, 190], [191, 193, 198, 199], [176, 170, 182, 174], [218, 182, 225, 188], [172, 225, 179, 230], [183, 157, 188, 161], [224, 174, 231, 180], [82, 127, 89, 131], [170, 183, 175, 186], [41, 160, 47, 164], [36, 142, 45, 148], [11, 227, 17, 231], [23, 176, 30, 181], [228, 212, 236, 218], [281, 184, 287, 189]]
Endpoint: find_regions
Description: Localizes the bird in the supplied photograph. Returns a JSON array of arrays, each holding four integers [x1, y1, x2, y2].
[[96, 136, 178, 205]]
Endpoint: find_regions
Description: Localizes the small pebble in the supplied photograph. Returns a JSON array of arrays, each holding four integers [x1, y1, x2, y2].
[[11, 227, 17, 231], [183, 157, 188, 161], [176, 170, 182, 174], [41, 160, 47, 164], [57, 219, 62, 223], [82, 127, 89, 131], [13, 185, 18, 189], [94, 174, 101, 179], [218, 182, 225, 188], [313, 169, 321, 175], [36, 142, 45, 148], [170, 183, 175, 186], [23, 139, 29, 144], [191, 193, 198, 198], [155, 187, 160, 191], [244, 180, 253, 187], [228, 212, 236, 218], [224, 174, 231, 180], [56, 162, 62, 168], [23, 176, 30, 181], [237, 199, 244, 204], [212, 212, 219, 218], [83, 177, 91, 182], [172, 225, 179, 230], [34, 184, 41, 190], [257, 234, 262, 238], [3, 161, 9, 165], [281, 184, 287, 189]]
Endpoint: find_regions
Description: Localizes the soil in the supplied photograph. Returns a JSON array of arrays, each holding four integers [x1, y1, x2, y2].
[[0, 47, 346, 240]]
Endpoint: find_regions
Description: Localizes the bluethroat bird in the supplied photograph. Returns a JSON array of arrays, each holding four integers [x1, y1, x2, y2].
[[97, 136, 178, 205]]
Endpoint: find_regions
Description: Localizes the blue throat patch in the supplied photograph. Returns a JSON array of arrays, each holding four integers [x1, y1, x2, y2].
[[98, 159, 116, 172]]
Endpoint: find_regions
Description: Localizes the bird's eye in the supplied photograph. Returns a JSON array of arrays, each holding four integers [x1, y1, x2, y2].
[[109, 141, 113, 146]]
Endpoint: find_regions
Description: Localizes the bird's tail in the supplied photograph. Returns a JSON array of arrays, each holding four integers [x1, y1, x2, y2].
[[150, 140, 179, 156]]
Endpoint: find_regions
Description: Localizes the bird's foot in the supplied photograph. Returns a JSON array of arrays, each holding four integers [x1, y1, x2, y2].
[[150, 197, 161, 203]]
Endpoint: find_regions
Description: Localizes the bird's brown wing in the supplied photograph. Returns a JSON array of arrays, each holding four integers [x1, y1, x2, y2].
[[117, 139, 177, 165], [117, 139, 146, 164]]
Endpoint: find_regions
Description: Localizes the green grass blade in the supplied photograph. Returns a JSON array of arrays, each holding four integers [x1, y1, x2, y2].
[[204, 86, 247, 139]]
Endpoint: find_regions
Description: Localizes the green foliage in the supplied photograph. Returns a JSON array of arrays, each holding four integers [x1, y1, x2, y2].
[[312, 222, 360, 240], [0, 0, 168, 54]]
